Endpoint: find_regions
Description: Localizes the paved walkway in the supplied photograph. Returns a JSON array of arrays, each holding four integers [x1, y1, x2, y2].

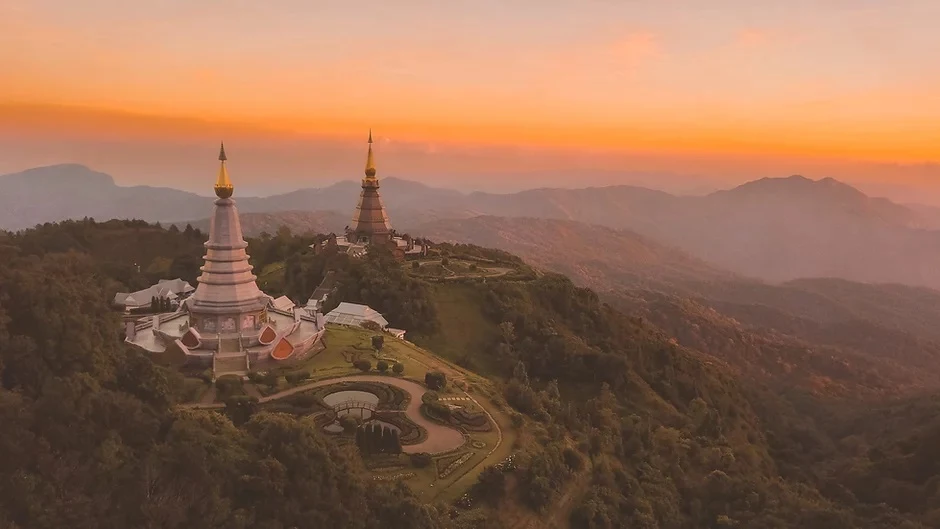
[[184, 375, 466, 454]]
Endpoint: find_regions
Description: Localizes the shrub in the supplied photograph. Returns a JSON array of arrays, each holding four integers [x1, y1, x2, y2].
[[246, 372, 263, 384], [215, 375, 242, 398], [198, 369, 213, 384], [261, 372, 279, 387], [411, 261, 420, 270], [361, 320, 382, 332], [425, 371, 447, 390], [427, 401, 452, 420], [292, 392, 317, 408], [422, 391, 440, 405], [285, 371, 311, 384], [372, 335, 384, 351], [354, 359, 372, 372], [410, 452, 432, 468], [377, 360, 389, 372], [441, 257, 450, 266], [393, 362, 404, 374], [469, 263, 478, 271]]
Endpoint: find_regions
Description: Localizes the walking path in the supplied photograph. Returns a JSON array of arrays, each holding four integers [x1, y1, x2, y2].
[[184, 374, 466, 454]]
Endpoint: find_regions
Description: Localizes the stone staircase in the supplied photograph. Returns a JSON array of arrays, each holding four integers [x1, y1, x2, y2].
[[212, 335, 249, 379]]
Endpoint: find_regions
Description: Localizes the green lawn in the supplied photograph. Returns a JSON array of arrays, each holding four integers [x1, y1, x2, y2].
[[411, 283, 501, 376]]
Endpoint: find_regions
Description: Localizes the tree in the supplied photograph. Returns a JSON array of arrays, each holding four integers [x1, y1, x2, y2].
[[390, 429, 402, 454], [473, 466, 507, 505], [150, 296, 159, 312], [411, 261, 420, 270], [393, 362, 405, 374], [339, 415, 358, 434], [169, 253, 201, 284], [372, 334, 385, 351], [377, 360, 389, 373], [441, 257, 450, 267]]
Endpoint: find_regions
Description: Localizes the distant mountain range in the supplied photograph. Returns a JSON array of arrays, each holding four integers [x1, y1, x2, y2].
[[6, 163, 940, 289]]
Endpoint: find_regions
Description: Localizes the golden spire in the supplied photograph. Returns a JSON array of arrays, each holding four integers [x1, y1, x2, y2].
[[214, 141, 233, 198], [364, 129, 377, 179]]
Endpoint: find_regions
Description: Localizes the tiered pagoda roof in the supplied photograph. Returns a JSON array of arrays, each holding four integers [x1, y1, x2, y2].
[[187, 143, 268, 315], [349, 130, 392, 244]]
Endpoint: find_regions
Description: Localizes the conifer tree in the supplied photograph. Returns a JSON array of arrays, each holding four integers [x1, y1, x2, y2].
[[381, 426, 390, 451], [391, 429, 402, 454]]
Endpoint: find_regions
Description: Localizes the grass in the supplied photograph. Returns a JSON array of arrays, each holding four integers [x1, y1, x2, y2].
[[411, 283, 501, 376]]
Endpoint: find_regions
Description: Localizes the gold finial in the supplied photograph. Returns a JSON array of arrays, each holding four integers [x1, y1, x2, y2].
[[214, 141, 233, 198], [364, 129, 377, 178]]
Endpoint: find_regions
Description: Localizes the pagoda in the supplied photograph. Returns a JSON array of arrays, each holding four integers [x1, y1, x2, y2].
[[318, 131, 426, 260], [186, 142, 270, 338], [347, 129, 393, 245], [125, 143, 326, 377]]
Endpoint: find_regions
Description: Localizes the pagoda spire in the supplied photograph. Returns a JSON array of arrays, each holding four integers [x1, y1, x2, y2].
[[215, 142, 233, 198], [364, 129, 377, 178]]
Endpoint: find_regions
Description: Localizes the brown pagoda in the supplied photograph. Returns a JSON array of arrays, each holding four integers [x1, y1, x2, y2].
[[347, 130, 392, 245]]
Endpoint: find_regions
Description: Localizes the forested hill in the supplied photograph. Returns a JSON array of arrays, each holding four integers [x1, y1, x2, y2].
[[0, 222, 444, 529], [1, 220, 938, 528]]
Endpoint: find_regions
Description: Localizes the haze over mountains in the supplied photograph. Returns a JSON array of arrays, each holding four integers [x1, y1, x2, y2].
[[5, 163, 940, 289]]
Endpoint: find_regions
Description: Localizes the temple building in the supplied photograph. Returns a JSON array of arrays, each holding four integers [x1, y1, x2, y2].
[[319, 131, 426, 259], [125, 144, 326, 377]]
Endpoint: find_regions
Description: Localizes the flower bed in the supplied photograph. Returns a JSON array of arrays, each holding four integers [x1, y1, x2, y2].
[[372, 472, 415, 482], [436, 452, 474, 479]]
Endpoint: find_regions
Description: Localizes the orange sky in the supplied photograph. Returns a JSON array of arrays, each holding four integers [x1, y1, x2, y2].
[[1, 1, 940, 199]]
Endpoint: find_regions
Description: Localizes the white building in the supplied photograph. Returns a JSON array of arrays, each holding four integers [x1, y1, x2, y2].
[[324, 302, 389, 328], [113, 278, 195, 311]]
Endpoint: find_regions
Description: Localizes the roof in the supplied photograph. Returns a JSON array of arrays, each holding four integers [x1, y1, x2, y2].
[[309, 271, 338, 303], [272, 295, 295, 312], [157, 278, 195, 293], [114, 278, 195, 308], [324, 302, 389, 328]]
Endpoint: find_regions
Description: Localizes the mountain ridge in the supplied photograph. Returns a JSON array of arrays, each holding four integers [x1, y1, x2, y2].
[[7, 163, 940, 289]]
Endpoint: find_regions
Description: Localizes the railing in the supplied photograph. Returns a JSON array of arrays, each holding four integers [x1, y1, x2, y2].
[[333, 400, 377, 413]]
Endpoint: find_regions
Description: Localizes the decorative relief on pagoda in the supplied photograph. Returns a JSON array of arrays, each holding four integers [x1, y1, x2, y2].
[[220, 317, 236, 332]]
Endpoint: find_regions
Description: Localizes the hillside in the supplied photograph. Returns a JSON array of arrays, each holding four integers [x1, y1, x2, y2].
[[3, 220, 940, 527]]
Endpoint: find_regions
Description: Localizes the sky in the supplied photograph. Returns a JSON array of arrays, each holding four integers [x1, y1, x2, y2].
[[2, 0, 940, 200]]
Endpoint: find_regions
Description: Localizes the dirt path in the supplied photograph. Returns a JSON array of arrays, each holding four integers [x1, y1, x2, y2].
[[184, 375, 466, 454]]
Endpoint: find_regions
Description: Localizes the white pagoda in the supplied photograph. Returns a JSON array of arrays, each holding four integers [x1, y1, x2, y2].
[[125, 144, 325, 377]]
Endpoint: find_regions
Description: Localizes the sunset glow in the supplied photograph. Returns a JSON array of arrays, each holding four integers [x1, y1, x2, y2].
[[2, 0, 940, 196]]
